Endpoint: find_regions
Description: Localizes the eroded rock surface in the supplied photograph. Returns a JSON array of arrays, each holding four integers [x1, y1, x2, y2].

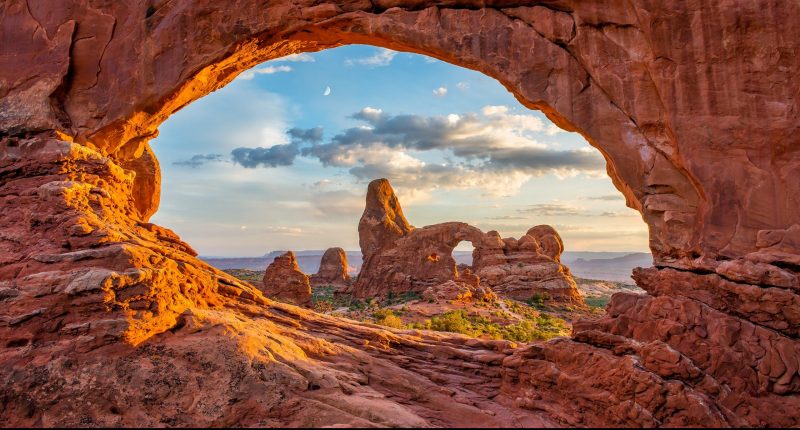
[[309, 247, 351, 289], [1, 0, 799, 427], [353, 179, 582, 304], [473, 227, 582, 303], [261, 251, 312, 308]]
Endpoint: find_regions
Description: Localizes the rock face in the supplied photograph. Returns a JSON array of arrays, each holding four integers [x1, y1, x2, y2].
[[261, 251, 312, 308], [422, 277, 498, 304], [309, 247, 351, 288], [472, 227, 582, 303], [353, 179, 581, 303], [1, 0, 800, 427]]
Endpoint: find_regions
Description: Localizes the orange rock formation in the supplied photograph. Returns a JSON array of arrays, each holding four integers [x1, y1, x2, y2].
[[1, 1, 799, 427], [353, 179, 582, 303], [309, 247, 351, 289], [261, 251, 313, 308]]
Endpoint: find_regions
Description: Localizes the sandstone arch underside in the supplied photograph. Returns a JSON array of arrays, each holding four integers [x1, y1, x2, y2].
[[1, 0, 798, 427]]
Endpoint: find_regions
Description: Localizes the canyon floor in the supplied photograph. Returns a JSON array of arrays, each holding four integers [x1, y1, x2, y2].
[[224, 268, 641, 343]]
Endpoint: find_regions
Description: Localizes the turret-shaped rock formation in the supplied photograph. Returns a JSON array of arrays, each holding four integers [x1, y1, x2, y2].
[[358, 179, 414, 256], [309, 247, 351, 288], [353, 179, 582, 304], [261, 251, 312, 307]]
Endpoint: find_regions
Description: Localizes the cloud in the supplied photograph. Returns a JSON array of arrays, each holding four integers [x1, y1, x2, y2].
[[274, 53, 315, 62], [238, 65, 292, 80], [228, 106, 605, 196], [545, 124, 564, 136], [173, 153, 226, 168], [517, 203, 586, 216], [309, 179, 333, 189], [433, 87, 448, 97], [307, 105, 554, 162], [456, 81, 469, 91], [301, 106, 604, 194], [231, 143, 300, 168], [600, 210, 640, 218], [264, 226, 305, 235], [288, 126, 323, 143], [485, 215, 527, 220], [310, 189, 365, 217], [345, 48, 397, 67], [588, 194, 624, 201]]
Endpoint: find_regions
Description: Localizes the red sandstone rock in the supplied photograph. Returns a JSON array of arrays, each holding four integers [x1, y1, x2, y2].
[[473, 226, 582, 304], [352, 178, 485, 297], [354, 179, 582, 304], [1, 1, 800, 427], [309, 247, 351, 288], [422, 279, 497, 304], [261, 251, 312, 308]]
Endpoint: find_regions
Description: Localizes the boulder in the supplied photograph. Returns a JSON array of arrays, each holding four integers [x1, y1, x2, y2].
[[309, 247, 351, 288], [261, 251, 312, 308]]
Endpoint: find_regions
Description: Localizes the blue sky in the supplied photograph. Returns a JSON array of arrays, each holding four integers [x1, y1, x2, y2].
[[150, 45, 648, 257]]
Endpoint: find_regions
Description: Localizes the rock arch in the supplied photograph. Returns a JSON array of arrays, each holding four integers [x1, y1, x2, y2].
[[1, 0, 799, 427]]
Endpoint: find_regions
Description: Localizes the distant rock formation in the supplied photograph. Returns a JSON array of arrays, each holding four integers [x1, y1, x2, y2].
[[352, 179, 582, 304], [309, 247, 351, 288], [261, 251, 312, 307], [472, 226, 582, 304]]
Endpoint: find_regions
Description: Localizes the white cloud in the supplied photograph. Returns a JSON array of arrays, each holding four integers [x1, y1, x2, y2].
[[433, 87, 448, 97], [456, 81, 469, 91], [546, 124, 564, 136], [310, 179, 333, 189], [275, 53, 315, 62], [345, 48, 397, 67], [264, 226, 305, 235], [238, 65, 292, 80], [296, 106, 605, 197]]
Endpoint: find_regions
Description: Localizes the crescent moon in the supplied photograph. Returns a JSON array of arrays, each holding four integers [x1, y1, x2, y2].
[[323, 86, 331, 96]]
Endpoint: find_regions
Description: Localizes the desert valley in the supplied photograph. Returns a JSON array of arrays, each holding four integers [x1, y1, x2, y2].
[[215, 178, 644, 343]]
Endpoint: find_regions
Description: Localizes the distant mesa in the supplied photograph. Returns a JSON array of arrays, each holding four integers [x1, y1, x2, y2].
[[260, 251, 312, 307], [351, 178, 583, 305], [309, 247, 351, 288]]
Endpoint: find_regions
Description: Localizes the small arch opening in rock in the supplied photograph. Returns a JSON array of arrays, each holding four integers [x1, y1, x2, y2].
[[453, 240, 476, 273]]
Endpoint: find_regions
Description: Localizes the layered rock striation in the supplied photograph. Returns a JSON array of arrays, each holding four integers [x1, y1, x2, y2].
[[1, 0, 799, 427], [261, 251, 312, 308]]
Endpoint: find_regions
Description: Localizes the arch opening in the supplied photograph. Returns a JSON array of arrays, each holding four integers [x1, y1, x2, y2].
[[150, 45, 649, 328], [94, 8, 706, 273]]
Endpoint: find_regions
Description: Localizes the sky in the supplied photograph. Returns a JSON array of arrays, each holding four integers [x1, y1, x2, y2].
[[150, 45, 649, 257]]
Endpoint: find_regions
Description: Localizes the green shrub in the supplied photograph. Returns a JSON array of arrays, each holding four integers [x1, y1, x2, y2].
[[584, 296, 611, 309], [429, 310, 475, 335], [416, 309, 570, 342], [373, 309, 405, 329]]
